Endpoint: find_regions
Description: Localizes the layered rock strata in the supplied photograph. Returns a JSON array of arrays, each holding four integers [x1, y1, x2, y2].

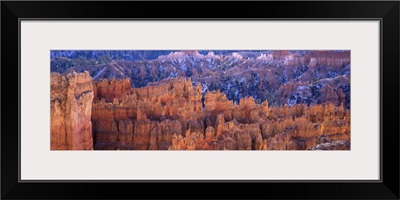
[[90, 77, 350, 150], [50, 71, 94, 150], [91, 77, 203, 150], [50, 71, 350, 150]]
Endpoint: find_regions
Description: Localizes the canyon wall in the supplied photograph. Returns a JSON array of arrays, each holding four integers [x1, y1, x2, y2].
[[273, 50, 350, 68], [170, 91, 350, 150], [50, 71, 94, 150], [50, 71, 350, 150], [91, 77, 350, 150], [91, 77, 204, 150]]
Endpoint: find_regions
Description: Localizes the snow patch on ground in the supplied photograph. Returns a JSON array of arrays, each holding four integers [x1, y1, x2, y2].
[[202, 83, 209, 93], [93, 67, 106, 79]]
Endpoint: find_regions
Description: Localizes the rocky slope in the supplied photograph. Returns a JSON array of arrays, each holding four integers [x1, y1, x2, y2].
[[50, 71, 94, 150], [50, 49, 351, 151], [52, 50, 351, 109]]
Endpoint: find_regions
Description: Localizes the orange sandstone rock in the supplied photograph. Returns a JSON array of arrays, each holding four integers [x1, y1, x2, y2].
[[51, 72, 350, 151], [50, 71, 94, 150]]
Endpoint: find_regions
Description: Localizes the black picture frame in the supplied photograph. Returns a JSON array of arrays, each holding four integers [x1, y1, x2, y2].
[[1, 1, 399, 199]]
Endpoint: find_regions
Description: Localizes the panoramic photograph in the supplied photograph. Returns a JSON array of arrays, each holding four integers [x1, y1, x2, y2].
[[50, 50, 351, 150]]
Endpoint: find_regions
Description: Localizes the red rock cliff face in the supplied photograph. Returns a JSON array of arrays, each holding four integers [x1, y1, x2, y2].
[[170, 90, 349, 150], [91, 77, 204, 150], [51, 72, 350, 150], [90, 77, 350, 150], [50, 71, 94, 150]]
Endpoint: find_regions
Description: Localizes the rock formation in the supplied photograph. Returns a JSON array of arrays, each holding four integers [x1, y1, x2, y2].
[[54, 50, 350, 109], [50, 50, 351, 151], [88, 77, 350, 150], [91, 77, 204, 150], [50, 71, 94, 150]]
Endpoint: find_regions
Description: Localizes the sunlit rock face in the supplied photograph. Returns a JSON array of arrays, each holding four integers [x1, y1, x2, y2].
[[50, 71, 94, 150], [89, 78, 350, 150], [50, 50, 351, 150], [91, 77, 204, 150]]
